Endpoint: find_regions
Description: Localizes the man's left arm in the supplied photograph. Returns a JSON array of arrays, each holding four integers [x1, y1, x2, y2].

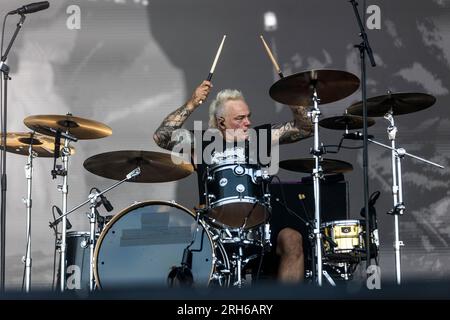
[[271, 105, 313, 144]]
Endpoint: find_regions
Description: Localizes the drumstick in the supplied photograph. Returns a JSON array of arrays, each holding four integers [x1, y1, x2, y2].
[[199, 35, 226, 105], [260, 35, 284, 78], [207, 35, 226, 81]]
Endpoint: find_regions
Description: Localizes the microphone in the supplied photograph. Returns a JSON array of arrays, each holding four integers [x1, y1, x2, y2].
[[9, 2, 49, 15], [52, 206, 72, 230], [343, 132, 374, 140], [167, 248, 193, 287], [93, 188, 114, 212], [99, 194, 114, 212]]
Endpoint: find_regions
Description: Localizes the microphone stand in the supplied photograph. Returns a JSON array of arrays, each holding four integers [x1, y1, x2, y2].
[[50, 167, 141, 291], [368, 115, 444, 284], [349, 0, 377, 272], [0, 12, 26, 292]]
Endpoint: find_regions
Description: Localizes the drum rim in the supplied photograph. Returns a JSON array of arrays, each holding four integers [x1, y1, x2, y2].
[[93, 200, 215, 289], [322, 219, 361, 227], [208, 162, 260, 172], [66, 230, 91, 237]]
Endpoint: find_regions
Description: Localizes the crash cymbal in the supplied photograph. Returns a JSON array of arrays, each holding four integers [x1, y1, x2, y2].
[[280, 158, 353, 174], [0, 132, 75, 157], [319, 115, 375, 130], [347, 92, 436, 117], [269, 69, 360, 106], [83, 150, 194, 183], [24, 114, 112, 140]]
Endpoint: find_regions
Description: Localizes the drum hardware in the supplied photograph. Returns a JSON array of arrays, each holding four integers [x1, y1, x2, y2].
[[347, 90, 443, 284], [23, 135, 35, 293], [168, 209, 204, 288], [364, 113, 442, 284], [25, 113, 112, 292], [0, 131, 75, 292], [271, 69, 360, 286], [49, 167, 141, 291]]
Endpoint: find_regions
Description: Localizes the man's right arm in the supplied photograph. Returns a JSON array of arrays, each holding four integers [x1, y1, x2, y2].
[[153, 81, 212, 150]]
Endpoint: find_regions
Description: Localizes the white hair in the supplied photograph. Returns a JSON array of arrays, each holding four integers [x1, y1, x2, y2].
[[208, 89, 245, 128]]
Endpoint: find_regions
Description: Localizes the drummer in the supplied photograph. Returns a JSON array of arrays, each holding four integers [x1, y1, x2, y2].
[[153, 80, 312, 283]]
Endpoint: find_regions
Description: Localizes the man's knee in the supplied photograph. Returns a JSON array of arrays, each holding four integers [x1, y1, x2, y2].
[[276, 227, 303, 257]]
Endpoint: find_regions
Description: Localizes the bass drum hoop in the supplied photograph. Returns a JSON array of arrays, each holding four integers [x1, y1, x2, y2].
[[93, 200, 218, 289]]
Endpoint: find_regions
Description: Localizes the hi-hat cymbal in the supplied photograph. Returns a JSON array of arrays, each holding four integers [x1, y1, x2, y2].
[[319, 115, 375, 130], [347, 92, 436, 117], [269, 69, 360, 106], [24, 114, 112, 140], [0, 132, 75, 157], [280, 158, 353, 174], [83, 150, 194, 183]]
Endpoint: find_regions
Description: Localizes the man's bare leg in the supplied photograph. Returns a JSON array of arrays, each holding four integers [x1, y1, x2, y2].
[[276, 227, 304, 283]]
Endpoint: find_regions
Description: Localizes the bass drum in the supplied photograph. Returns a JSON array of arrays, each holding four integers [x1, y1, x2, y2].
[[94, 200, 229, 289]]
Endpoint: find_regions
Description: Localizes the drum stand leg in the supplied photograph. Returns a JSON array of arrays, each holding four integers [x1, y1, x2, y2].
[[232, 245, 244, 288], [308, 87, 324, 286], [58, 138, 71, 292], [22, 139, 35, 292], [88, 197, 98, 292]]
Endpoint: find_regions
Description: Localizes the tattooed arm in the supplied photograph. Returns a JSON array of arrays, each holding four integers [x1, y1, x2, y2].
[[153, 80, 212, 150], [271, 105, 313, 144]]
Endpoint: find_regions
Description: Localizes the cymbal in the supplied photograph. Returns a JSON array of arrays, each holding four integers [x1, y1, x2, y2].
[[319, 115, 375, 130], [24, 114, 112, 140], [347, 92, 436, 117], [0, 132, 75, 157], [280, 158, 353, 174], [83, 150, 194, 183], [269, 69, 360, 106]]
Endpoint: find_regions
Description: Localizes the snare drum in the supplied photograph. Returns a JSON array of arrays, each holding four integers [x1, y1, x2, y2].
[[206, 163, 269, 229], [321, 220, 365, 262], [94, 200, 230, 289]]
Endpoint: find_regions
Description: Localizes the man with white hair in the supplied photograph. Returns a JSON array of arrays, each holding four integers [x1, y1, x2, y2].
[[153, 80, 312, 283]]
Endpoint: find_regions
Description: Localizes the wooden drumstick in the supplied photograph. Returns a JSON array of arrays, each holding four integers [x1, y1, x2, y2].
[[207, 35, 226, 81], [199, 35, 226, 105], [260, 35, 284, 78]]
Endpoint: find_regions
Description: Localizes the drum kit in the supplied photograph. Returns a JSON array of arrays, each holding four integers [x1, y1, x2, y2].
[[0, 65, 445, 292]]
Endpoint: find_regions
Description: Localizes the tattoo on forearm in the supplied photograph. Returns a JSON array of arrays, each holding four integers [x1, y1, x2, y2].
[[153, 104, 193, 150], [272, 106, 313, 144]]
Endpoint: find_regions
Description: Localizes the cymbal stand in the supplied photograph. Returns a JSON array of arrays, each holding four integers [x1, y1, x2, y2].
[[50, 167, 141, 291], [23, 133, 36, 292], [57, 137, 72, 292], [368, 112, 444, 284], [308, 86, 325, 286]]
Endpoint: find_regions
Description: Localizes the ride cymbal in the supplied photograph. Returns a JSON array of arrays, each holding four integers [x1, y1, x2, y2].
[[24, 114, 112, 140], [319, 115, 375, 130], [269, 69, 360, 106], [0, 132, 75, 157], [347, 92, 436, 117], [280, 158, 353, 174], [83, 150, 194, 183]]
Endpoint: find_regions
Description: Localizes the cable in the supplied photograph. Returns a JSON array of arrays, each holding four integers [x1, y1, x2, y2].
[[270, 175, 311, 226]]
